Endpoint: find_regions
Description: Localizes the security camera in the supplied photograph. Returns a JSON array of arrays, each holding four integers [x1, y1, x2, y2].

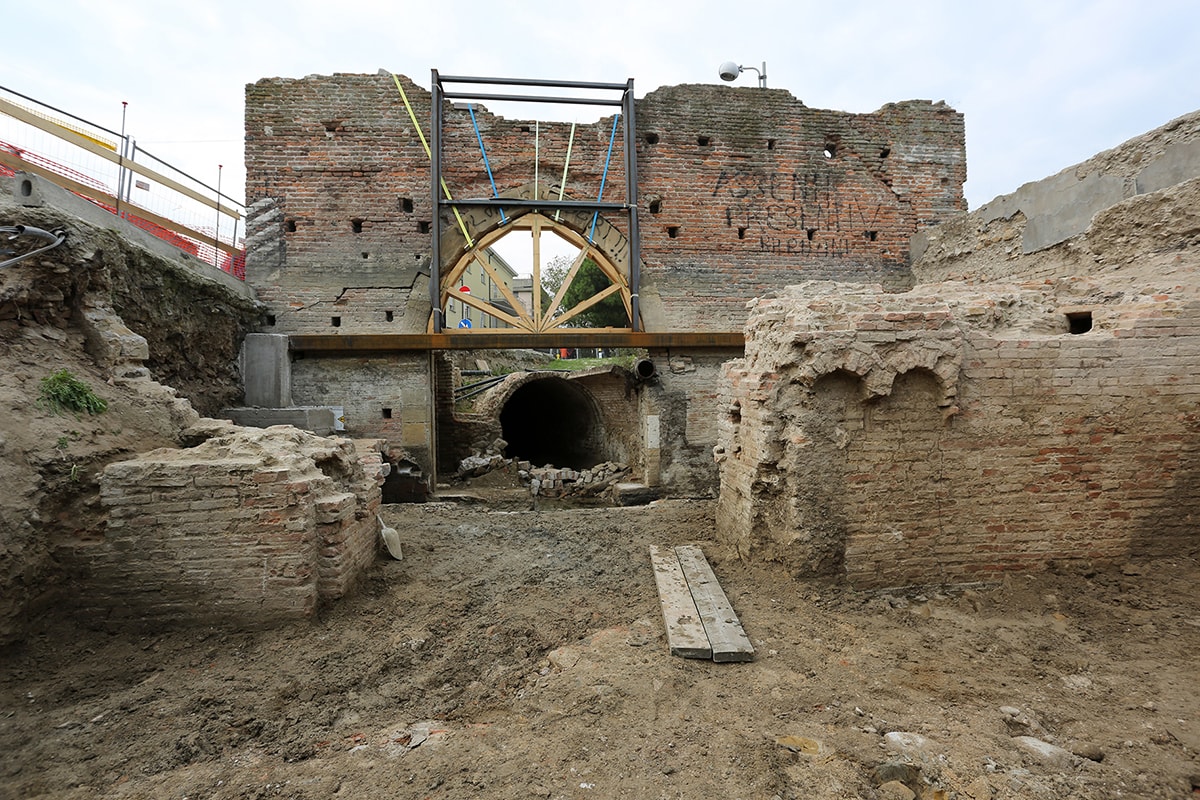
[[718, 61, 742, 82]]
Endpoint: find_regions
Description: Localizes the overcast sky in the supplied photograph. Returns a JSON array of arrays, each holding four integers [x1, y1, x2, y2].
[[3, 0, 1198, 213]]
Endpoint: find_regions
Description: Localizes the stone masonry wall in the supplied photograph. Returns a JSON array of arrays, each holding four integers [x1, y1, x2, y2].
[[716, 281, 1200, 587], [244, 72, 965, 334], [290, 352, 434, 473], [87, 426, 383, 630]]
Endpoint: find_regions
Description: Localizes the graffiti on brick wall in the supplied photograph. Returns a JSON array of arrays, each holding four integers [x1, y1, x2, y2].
[[712, 168, 889, 257]]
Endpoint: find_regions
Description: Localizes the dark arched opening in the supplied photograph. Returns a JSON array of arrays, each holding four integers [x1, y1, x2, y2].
[[500, 377, 605, 469]]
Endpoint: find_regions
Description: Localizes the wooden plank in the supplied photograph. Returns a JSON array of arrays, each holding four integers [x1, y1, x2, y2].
[[674, 545, 755, 662], [649, 545, 711, 659]]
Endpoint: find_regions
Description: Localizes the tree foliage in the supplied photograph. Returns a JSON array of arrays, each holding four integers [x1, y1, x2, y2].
[[540, 254, 628, 328]]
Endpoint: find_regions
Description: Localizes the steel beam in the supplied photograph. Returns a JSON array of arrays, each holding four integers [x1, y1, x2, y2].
[[289, 332, 745, 353]]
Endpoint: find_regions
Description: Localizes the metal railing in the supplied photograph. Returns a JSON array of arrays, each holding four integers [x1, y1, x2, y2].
[[0, 85, 245, 279]]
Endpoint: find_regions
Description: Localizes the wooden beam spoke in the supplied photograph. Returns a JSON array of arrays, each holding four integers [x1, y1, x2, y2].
[[543, 244, 590, 323], [544, 282, 623, 330], [456, 290, 534, 331], [531, 215, 543, 327], [473, 252, 533, 327]]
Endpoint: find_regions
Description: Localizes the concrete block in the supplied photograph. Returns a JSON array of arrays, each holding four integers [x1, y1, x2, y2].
[[1135, 140, 1200, 195], [241, 333, 292, 407]]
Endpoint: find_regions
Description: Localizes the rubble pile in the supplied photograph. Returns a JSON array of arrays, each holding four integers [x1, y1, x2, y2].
[[520, 461, 629, 498]]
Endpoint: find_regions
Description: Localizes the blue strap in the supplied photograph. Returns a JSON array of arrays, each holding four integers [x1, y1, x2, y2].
[[589, 113, 620, 243], [468, 104, 507, 224]]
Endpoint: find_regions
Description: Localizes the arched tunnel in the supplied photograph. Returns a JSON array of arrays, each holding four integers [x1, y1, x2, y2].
[[499, 376, 608, 469]]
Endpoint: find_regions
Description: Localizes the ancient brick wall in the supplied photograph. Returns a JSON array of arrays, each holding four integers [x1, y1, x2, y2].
[[244, 73, 965, 335], [716, 282, 1200, 586], [290, 353, 434, 472], [84, 427, 384, 629]]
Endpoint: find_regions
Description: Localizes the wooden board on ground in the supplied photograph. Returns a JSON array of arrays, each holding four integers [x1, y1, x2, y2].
[[649, 545, 712, 659], [674, 545, 755, 663]]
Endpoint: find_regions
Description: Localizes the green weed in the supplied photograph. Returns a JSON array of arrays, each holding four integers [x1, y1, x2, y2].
[[38, 370, 108, 416]]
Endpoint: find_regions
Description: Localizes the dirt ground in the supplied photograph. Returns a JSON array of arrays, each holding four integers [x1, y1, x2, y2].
[[1, 492, 1197, 800]]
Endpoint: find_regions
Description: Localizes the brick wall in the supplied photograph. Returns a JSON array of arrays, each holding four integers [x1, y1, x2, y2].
[[244, 73, 965, 335], [716, 282, 1200, 586], [84, 427, 383, 629], [243, 72, 965, 491]]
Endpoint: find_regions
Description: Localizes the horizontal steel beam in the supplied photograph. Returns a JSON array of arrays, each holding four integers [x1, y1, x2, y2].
[[289, 332, 745, 353], [442, 90, 623, 106], [437, 75, 629, 92], [441, 198, 629, 211]]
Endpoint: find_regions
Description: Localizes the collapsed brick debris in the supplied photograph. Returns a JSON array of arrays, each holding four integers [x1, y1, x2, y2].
[[522, 461, 630, 498]]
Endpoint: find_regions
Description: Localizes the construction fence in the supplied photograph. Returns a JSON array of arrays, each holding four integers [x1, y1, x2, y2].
[[0, 85, 245, 279]]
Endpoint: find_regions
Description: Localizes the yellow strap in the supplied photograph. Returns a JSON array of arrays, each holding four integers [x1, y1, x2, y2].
[[555, 122, 576, 221], [390, 73, 473, 247]]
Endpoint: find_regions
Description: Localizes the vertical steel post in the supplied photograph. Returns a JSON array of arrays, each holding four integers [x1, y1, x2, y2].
[[624, 79, 641, 332], [215, 164, 223, 268], [115, 101, 128, 220], [430, 70, 443, 333]]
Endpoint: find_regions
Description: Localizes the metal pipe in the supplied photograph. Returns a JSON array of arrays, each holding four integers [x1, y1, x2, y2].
[[0, 225, 67, 268]]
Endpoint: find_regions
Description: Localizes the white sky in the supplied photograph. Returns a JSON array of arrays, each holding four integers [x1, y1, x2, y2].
[[2, 0, 1198, 214]]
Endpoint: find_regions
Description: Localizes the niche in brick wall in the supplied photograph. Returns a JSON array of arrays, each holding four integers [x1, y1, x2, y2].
[[1067, 311, 1093, 334]]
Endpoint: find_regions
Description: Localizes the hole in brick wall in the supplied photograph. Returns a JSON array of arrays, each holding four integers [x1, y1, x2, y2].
[[667, 226, 680, 238], [362, 252, 370, 259], [351, 219, 363, 233], [648, 198, 662, 214], [697, 135, 711, 146], [520, 125, 531, 133], [323, 120, 340, 132], [418, 221, 430, 233], [880, 146, 891, 158], [866, 230, 878, 241], [941, 177, 949, 185], [1067, 311, 1093, 334], [285, 219, 297, 233], [806, 228, 816, 241], [382, 408, 393, 419], [767, 139, 776, 150], [266, 314, 276, 326], [645, 132, 660, 145], [386, 310, 394, 322], [823, 143, 837, 159], [331, 316, 341, 327], [738, 227, 747, 239], [20, 179, 32, 197], [399, 197, 414, 213]]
